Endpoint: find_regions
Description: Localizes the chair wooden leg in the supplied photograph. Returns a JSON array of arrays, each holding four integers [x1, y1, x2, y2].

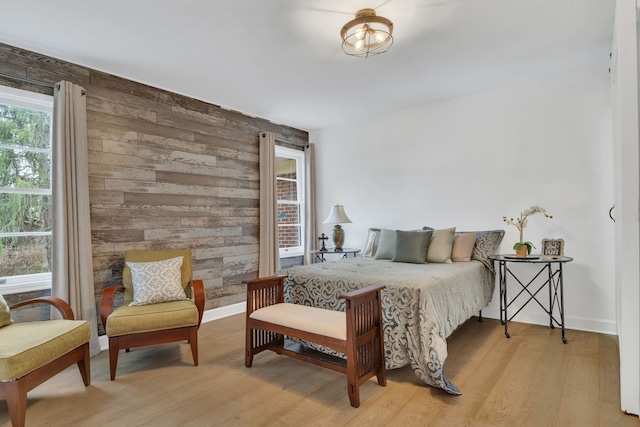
[[108, 336, 120, 381], [245, 326, 253, 367], [5, 380, 27, 427], [188, 327, 198, 366], [76, 342, 91, 386]]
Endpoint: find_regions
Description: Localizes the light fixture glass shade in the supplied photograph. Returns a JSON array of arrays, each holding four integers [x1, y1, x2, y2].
[[323, 204, 352, 224], [341, 8, 394, 58]]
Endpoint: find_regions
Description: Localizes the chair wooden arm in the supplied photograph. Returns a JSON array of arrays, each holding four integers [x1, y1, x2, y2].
[[100, 286, 124, 329], [191, 279, 205, 327], [9, 296, 75, 320]]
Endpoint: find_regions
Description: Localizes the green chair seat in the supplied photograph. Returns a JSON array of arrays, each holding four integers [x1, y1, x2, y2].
[[105, 300, 199, 337], [0, 320, 90, 380]]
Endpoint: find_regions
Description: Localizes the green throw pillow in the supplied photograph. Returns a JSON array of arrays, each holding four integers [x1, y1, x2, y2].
[[374, 229, 397, 260], [0, 293, 13, 328], [392, 230, 433, 264]]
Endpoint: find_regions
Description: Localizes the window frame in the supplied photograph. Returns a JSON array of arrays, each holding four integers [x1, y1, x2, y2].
[[275, 145, 305, 258], [0, 85, 54, 294]]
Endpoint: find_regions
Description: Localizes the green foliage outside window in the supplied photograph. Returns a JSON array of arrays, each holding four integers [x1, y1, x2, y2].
[[0, 104, 52, 277]]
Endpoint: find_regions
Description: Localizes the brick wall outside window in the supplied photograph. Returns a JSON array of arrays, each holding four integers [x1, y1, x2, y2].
[[277, 172, 300, 248]]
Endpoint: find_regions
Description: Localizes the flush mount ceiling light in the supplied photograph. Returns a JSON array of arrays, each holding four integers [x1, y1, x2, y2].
[[340, 8, 394, 58]]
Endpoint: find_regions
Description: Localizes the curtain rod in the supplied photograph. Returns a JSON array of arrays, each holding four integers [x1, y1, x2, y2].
[[275, 137, 307, 148], [0, 71, 55, 90]]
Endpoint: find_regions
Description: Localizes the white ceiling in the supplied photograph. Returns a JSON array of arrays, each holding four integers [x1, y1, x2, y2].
[[0, 0, 615, 131]]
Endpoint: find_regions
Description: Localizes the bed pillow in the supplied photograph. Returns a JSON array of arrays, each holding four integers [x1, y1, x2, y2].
[[362, 228, 381, 257], [470, 230, 505, 271], [392, 230, 433, 264], [0, 294, 13, 328], [126, 256, 188, 306], [451, 232, 478, 262], [374, 229, 397, 260], [423, 227, 456, 263]]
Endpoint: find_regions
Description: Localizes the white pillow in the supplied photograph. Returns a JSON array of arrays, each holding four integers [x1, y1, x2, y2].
[[127, 256, 188, 306], [427, 227, 457, 263], [362, 228, 381, 257]]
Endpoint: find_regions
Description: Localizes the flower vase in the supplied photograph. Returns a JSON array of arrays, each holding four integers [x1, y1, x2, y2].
[[515, 245, 528, 258]]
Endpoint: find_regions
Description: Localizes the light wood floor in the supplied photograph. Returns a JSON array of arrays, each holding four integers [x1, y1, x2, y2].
[[1, 315, 638, 427]]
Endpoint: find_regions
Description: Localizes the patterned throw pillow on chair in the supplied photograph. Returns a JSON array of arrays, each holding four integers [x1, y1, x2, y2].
[[127, 256, 188, 306], [0, 293, 13, 328]]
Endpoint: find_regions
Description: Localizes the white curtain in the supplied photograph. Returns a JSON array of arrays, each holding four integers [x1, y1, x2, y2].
[[304, 143, 317, 265], [258, 131, 280, 276], [52, 81, 100, 356]]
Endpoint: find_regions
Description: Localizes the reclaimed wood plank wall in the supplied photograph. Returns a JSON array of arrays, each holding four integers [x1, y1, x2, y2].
[[0, 43, 308, 324]]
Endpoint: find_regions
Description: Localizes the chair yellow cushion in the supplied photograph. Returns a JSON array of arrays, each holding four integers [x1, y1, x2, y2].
[[0, 320, 90, 380], [105, 300, 199, 337]]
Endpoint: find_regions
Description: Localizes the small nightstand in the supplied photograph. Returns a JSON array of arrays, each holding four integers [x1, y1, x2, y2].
[[489, 254, 573, 343], [310, 248, 361, 263]]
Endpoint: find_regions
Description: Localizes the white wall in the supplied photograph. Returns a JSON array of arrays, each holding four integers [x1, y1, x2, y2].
[[311, 62, 615, 333]]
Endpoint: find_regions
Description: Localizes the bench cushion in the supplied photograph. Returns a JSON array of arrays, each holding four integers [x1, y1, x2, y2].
[[0, 320, 90, 380], [106, 300, 199, 337], [250, 303, 346, 341]]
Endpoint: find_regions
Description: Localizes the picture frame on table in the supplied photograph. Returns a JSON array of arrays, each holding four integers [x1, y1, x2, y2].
[[541, 238, 564, 258]]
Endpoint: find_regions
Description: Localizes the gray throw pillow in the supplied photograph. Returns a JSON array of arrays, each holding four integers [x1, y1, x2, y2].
[[374, 229, 397, 260], [392, 230, 433, 264]]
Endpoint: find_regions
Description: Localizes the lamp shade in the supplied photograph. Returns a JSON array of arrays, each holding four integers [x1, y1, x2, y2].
[[323, 204, 352, 224]]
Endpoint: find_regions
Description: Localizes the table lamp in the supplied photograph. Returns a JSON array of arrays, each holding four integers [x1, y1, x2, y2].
[[323, 204, 352, 251]]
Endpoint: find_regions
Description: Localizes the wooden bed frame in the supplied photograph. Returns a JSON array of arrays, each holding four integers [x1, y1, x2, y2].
[[244, 275, 386, 408]]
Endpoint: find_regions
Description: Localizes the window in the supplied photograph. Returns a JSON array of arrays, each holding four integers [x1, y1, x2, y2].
[[275, 146, 305, 258], [0, 86, 53, 293]]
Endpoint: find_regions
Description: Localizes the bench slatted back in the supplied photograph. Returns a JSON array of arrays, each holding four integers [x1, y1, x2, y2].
[[342, 285, 385, 381], [246, 275, 287, 314]]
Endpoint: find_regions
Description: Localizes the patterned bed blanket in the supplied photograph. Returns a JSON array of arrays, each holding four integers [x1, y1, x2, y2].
[[281, 257, 495, 394]]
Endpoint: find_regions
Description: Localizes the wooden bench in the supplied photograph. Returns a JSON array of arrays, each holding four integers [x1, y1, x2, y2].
[[244, 275, 386, 408]]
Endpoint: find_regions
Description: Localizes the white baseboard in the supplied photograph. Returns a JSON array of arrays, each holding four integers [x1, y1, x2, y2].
[[201, 301, 246, 323], [97, 302, 616, 351], [481, 308, 617, 336], [98, 302, 246, 352]]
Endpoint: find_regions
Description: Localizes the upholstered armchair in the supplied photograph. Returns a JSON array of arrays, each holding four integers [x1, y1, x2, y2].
[[99, 248, 205, 380], [0, 295, 91, 427]]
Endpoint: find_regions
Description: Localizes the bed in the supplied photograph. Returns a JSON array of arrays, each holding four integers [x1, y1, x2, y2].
[[280, 228, 504, 394]]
